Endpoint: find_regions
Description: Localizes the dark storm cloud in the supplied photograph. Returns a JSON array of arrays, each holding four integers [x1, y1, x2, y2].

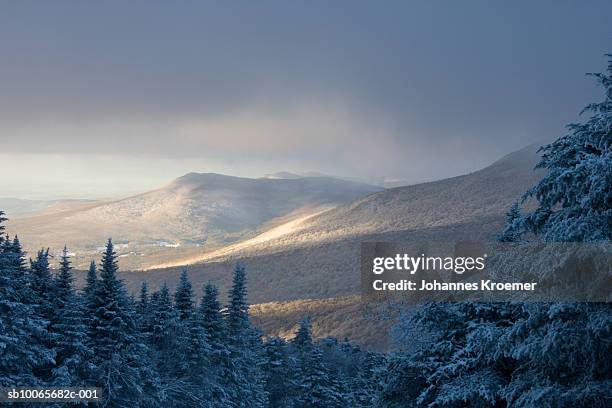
[[0, 0, 611, 186]]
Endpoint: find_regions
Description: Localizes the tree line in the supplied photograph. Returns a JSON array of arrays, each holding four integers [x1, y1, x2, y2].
[[0, 225, 386, 407]]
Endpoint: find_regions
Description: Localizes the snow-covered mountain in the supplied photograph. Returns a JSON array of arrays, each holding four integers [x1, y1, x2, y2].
[[136, 144, 544, 303], [7, 173, 382, 269]]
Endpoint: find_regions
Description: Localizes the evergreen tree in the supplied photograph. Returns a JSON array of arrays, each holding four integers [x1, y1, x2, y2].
[[55, 245, 74, 305], [295, 346, 343, 408], [498, 201, 523, 242], [51, 294, 92, 386], [150, 283, 182, 374], [292, 316, 313, 353], [508, 54, 612, 242], [45, 244, 92, 386], [88, 239, 158, 407], [174, 269, 194, 321], [200, 283, 226, 342], [137, 281, 149, 316], [264, 337, 298, 408], [199, 283, 232, 406], [181, 311, 214, 405], [225, 264, 268, 407], [84, 260, 97, 297], [0, 222, 54, 386], [30, 248, 55, 319], [6, 236, 27, 272], [227, 263, 249, 336]]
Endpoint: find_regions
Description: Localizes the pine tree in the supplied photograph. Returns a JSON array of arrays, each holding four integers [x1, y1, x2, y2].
[[264, 337, 298, 408], [6, 236, 27, 272], [508, 54, 612, 242], [498, 201, 523, 242], [174, 269, 194, 321], [0, 222, 54, 386], [51, 294, 92, 386], [43, 244, 92, 386], [30, 248, 55, 321], [295, 346, 343, 408], [55, 245, 74, 305], [292, 317, 313, 353], [493, 55, 612, 405], [137, 281, 149, 316], [224, 264, 268, 407], [227, 263, 249, 336], [199, 283, 232, 406], [84, 260, 97, 297], [200, 283, 226, 342], [88, 239, 158, 407], [181, 311, 214, 405], [151, 283, 182, 374]]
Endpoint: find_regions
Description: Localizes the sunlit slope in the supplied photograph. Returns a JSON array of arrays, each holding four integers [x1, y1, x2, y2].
[[137, 145, 543, 303]]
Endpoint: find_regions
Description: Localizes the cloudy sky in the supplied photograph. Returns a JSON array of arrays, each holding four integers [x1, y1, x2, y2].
[[1, 1, 611, 199]]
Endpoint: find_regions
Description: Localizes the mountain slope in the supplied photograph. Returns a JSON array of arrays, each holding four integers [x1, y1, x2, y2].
[[151, 144, 542, 267], [7, 174, 382, 269]]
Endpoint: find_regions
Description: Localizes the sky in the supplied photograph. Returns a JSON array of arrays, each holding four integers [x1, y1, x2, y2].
[[1, 1, 611, 199]]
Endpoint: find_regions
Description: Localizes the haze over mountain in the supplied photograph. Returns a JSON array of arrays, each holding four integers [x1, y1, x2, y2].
[[7, 173, 382, 269]]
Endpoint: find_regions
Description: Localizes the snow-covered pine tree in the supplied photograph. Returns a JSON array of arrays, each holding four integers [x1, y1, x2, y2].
[[200, 283, 226, 342], [227, 263, 249, 336], [137, 281, 149, 316], [144, 280, 204, 406], [493, 54, 612, 406], [150, 283, 182, 375], [295, 346, 344, 408], [30, 248, 55, 322], [181, 307, 214, 405], [199, 283, 232, 406], [87, 238, 158, 407], [224, 264, 268, 407], [0, 223, 54, 386], [28, 247, 58, 381], [498, 201, 523, 242], [44, 245, 92, 386], [264, 336, 298, 408], [510, 54, 612, 242], [172, 271, 211, 389], [292, 316, 313, 354], [174, 269, 194, 321], [55, 245, 74, 306], [84, 260, 97, 298], [51, 295, 92, 386]]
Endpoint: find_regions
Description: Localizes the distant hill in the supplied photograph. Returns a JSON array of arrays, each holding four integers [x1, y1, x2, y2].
[[146, 146, 541, 278], [107, 145, 544, 349], [7, 173, 382, 269]]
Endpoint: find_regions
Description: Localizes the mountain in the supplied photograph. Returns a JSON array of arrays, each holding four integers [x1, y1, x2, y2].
[[6, 173, 382, 269], [116, 145, 543, 348], [146, 146, 541, 274]]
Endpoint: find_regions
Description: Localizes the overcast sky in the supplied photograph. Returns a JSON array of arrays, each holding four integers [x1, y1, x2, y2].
[[1, 1, 611, 199]]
